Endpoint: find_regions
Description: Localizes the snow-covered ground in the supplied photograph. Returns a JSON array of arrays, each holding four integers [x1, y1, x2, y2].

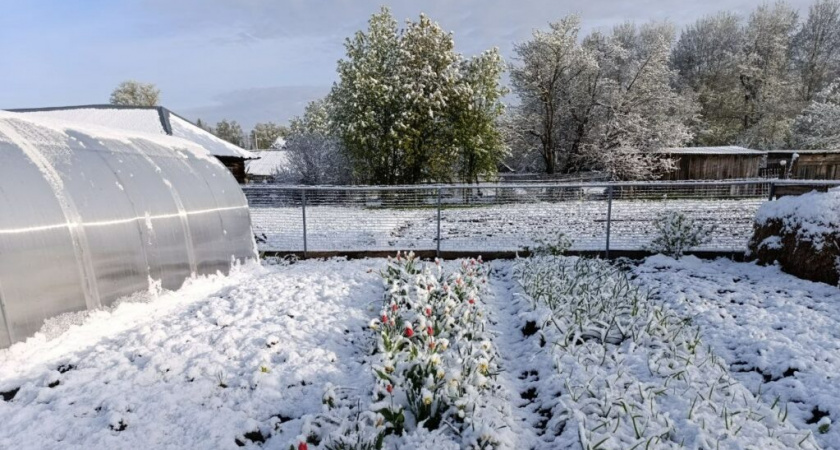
[[1, 256, 837, 449], [252, 198, 763, 253], [0, 260, 382, 449], [635, 256, 840, 449]]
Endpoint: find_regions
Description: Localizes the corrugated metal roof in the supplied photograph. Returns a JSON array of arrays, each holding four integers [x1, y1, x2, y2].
[[658, 146, 766, 155], [7, 105, 258, 160], [246, 150, 291, 176]]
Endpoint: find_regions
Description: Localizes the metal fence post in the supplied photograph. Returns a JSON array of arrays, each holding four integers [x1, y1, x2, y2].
[[301, 189, 308, 259], [768, 181, 776, 201], [605, 185, 613, 259], [436, 187, 442, 258]]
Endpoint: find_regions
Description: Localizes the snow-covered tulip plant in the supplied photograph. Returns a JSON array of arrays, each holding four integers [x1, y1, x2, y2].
[[311, 252, 502, 449]]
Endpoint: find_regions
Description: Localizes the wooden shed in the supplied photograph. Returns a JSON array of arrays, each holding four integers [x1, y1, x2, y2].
[[765, 150, 840, 180], [658, 146, 767, 180]]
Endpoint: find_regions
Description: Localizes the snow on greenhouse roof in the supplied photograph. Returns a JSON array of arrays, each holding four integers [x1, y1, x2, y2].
[[658, 146, 766, 155], [7, 105, 257, 160], [0, 109, 214, 159], [246, 150, 291, 176]]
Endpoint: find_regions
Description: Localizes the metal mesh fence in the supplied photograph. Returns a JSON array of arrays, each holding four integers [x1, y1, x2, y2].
[[244, 180, 839, 255]]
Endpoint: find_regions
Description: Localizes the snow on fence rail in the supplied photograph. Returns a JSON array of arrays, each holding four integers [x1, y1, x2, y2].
[[243, 180, 840, 255]]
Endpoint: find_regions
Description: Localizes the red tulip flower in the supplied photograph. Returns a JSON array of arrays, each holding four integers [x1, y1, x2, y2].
[[386, 384, 393, 394], [404, 326, 414, 338], [426, 326, 434, 336], [298, 442, 308, 450]]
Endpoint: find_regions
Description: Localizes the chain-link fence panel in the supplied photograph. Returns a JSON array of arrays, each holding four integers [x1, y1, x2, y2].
[[243, 180, 839, 255]]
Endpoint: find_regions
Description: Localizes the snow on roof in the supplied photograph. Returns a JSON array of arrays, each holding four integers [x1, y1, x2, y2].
[[0, 109, 221, 173], [658, 146, 765, 155], [8, 105, 257, 160], [246, 150, 291, 176], [765, 149, 840, 154], [168, 115, 256, 159]]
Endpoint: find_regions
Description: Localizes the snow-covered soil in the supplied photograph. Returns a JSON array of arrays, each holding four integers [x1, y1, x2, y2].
[[0, 260, 382, 449], [1, 256, 837, 449], [635, 256, 840, 449], [252, 198, 763, 253]]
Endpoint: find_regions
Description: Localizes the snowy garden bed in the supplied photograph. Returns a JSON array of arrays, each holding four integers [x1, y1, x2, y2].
[[0, 255, 837, 449]]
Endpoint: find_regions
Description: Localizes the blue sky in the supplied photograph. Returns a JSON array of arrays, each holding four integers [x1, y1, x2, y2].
[[0, 0, 816, 129]]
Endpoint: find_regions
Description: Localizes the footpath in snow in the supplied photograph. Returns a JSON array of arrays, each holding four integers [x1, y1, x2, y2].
[[635, 256, 840, 449]]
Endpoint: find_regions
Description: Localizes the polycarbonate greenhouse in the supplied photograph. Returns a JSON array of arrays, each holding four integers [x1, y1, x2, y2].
[[0, 111, 257, 349]]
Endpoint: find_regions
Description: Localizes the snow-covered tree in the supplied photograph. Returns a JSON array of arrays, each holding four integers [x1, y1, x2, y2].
[[284, 132, 352, 185], [214, 119, 245, 147], [251, 122, 289, 150], [736, 2, 801, 149], [289, 98, 331, 136], [330, 8, 507, 184], [109, 80, 160, 107], [509, 18, 695, 180], [792, 0, 840, 102], [509, 16, 591, 174], [671, 12, 745, 145], [792, 80, 840, 148]]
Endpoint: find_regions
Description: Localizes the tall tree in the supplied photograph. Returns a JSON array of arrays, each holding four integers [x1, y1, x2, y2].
[[509, 16, 590, 174], [214, 120, 245, 147], [737, 1, 800, 149], [792, 0, 840, 102], [671, 12, 745, 145], [792, 80, 840, 148], [581, 22, 697, 180], [330, 7, 507, 184], [509, 18, 696, 180], [109, 80, 160, 107]]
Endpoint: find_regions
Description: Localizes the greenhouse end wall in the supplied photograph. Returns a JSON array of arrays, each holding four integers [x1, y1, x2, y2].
[[0, 113, 257, 348]]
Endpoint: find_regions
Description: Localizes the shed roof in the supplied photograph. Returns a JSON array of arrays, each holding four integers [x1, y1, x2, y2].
[[6, 105, 258, 160], [766, 149, 840, 155], [246, 150, 291, 176], [657, 146, 766, 155]]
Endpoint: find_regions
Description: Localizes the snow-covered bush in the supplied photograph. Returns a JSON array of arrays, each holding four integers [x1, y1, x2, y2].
[[749, 187, 840, 285], [513, 255, 818, 449], [646, 211, 714, 258], [531, 232, 572, 256]]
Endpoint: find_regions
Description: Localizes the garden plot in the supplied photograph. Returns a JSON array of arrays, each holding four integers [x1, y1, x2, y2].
[[634, 256, 840, 449], [0, 255, 833, 449], [251, 198, 763, 253], [492, 255, 818, 449], [0, 260, 383, 450]]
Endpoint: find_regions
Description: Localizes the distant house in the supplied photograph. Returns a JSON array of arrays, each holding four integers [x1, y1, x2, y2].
[[246, 150, 292, 183], [765, 150, 840, 180], [7, 105, 258, 183], [657, 146, 767, 180]]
